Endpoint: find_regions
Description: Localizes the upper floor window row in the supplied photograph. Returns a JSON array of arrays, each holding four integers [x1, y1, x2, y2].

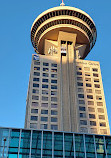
[[43, 62, 49, 66], [34, 67, 40, 71]]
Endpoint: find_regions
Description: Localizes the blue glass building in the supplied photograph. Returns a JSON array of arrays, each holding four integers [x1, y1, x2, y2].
[[0, 127, 111, 158]]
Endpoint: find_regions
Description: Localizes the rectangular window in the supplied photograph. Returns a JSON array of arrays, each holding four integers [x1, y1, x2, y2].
[[31, 109, 38, 114], [51, 97, 57, 102], [30, 123, 37, 129], [32, 89, 39, 94], [85, 73, 90, 76], [92, 68, 98, 72], [98, 108, 104, 113], [51, 63, 57, 67], [42, 79, 48, 82], [80, 120, 87, 125], [95, 84, 100, 88], [42, 84, 48, 89], [78, 88, 84, 92], [51, 85, 57, 89], [43, 73, 49, 77], [97, 102, 103, 106], [42, 96, 48, 101], [41, 110, 48, 114], [51, 125, 58, 130], [51, 74, 57, 78], [89, 114, 96, 119], [93, 73, 99, 77], [34, 72, 40, 76], [77, 82, 83, 86], [32, 95, 39, 100], [51, 117, 58, 122], [95, 90, 101, 94], [96, 96, 102, 100], [78, 94, 84, 98], [76, 66, 82, 70], [41, 103, 48, 107], [42, 90, 48, 95], [100, 122, 106, 127], [80, 113, 86, 118], [90, 121, 96, 126], [43, 62, 49, 66], [51, 91, 57, 96], [34, 61, 40, 65], [32, 102, 39, 107], [51, 69, 57, 72], [31, 116, 38, 121], [51, 103, 58, 108], [33, 83, 39, 88], [34, 67, 40, 71], [94, 79, 99, 82], [43, 68, 49, 72], [41, 117, 48, 122], [88, 101, 94, 105], [51, 80, 57, 83], [87, 95, 93, 99], [85, 78, 91, 82], [99, 115, 105, 120], [40, 124, 48, 129], [51, 110, 58, 115], [88, 107, 95, 112], [33, 78, 39, 82], [86, 89, 92, 93], [79, 106, 86, 111], [79, 100, 85, 104], [77, 77, 83, 81], [86, 83, 92, 87], [77, 72, 82, 75], [84, 67, 90, 71]]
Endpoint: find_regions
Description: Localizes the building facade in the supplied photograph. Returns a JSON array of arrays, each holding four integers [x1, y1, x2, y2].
[[0, 127, 111, 158], [25, 5, 110, 135]]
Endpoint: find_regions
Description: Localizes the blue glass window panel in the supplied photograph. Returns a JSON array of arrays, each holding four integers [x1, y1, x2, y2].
[[75, 134, 85, 157], [54, 133, 63, 157], [64, 133, 74, 157], [85, 135, 95, 157], [105, 136, 111, 155], [43, 131, 52, 157], [31, 131, 41, 157], [19, 130, 31, 155]]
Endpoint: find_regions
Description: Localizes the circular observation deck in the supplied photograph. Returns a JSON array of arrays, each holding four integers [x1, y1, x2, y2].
[[31, 6, 97, 59]]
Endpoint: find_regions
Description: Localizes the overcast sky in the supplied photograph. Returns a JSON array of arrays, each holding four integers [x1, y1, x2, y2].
[[0, 0, 111, 131]]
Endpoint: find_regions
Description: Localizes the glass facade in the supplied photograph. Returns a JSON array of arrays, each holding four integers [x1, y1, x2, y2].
[[0, 127, 111, 158]]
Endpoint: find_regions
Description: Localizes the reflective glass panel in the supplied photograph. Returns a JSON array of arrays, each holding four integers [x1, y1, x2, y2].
[[85, 135, 95, 157], [75, 134, 85, 157], [54, 133, 63, 157], [105, 136, 111, 155]]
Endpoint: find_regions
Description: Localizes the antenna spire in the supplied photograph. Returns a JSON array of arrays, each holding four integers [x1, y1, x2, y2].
[[60, 0, 65, 6]]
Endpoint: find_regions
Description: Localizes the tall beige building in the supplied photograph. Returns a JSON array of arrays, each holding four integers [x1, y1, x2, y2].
[[25, 4, 110, 135]]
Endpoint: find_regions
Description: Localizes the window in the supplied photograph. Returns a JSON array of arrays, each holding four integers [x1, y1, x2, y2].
[[51, 117, 58, 122], [80, 120, 87, 125], [94, 79, 99, 82], [100, 122, 106, 127], [97, 102, 103, 106], [30, 123, 37, 129], [51, 103, 58, 108], [34, 72, 40, 76], [51, 125, 58, 130], [32, 89, 39, 94], [100, 129, 107, 135], [41, 110, 48, 114], [31, 109, 38, 114], [34, 67, 40, 71], [43, 62, 49, 66], [77, 77, 83, 81], [98, 108, 104, 113], [89, 114, 96, 119], [51, 110, 58, 115], [79, 106, 86, 111], [43, 68, 49, 72], [34, 61, 40, 65], [92, 68, 98, 72], [31, 116, 38, 121], [93, 73, 99, 77], [86, 89, 92, 93], [84, 67, 90, 71], [78, 88, 84, 92], [80, 113, 86, 118], [99, 115, 105, 120], [77, 72, 82, 75], [40, 124, 48, 129], [42, 79, 48, 82], [42, 84, 48, 89], [42, 90, 48, 95], [76, 66, 82, 70], [42, 96, 48, 101], [77, 82, 83, 86], [51, 91, 57, 96], [33, 83, 39, 88], [87, 95, 93, 99], [90, 128, 97, 134], [41, 117, 48, 122], [41, 103, 48, 107], [96, 96, 102, 100], [51, 69, 57, 72], [78, 94, 84, 98], [51, 74, 57, 78], [90, 121, 96, 126], [32, 96, 39, 100], [51, 80, 57, 83], [51, 85, 57, 89], [86, 83, 92, 87], [85, 73, 90, 76], [95, 90, 101, 94], [32, 102, 39, 107], [51, 63, 57, 67], [95, 84, 100, 88], [51, 97, 57, 102], [88, 107, 95, 112], [80, 127, 88, 133], [88, 101, 94, 105], [33, 78, 39, 82], [79, 100, 85, 104], [43, 73, 49, 77], [85, 78, 91, 82]]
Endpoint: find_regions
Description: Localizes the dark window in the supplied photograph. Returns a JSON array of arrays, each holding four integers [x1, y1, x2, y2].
[[43, 62, 49, 66], [42, 84, 48, 88], [51, 85, 57, 89], [43, 73, 49, 77], [31, 109, 38, 114], [89, 114, 96, 119], [42, 96, 48, 101], [51, 69, 57, 72], [86, 83, 92, 87], [77, 77, 83, 81], [51, 110, 58, 115], [79, 106, 86, 111], [77, 72, 82, 75], [32, 89, 39, 94], [80, 120, 87, 125], [32, 96, 39, 100], [51, 117, 58, 122], [34, 72, 40, 76], [34, 61, 40, 65], [51, 74, 57, 78], [77, 82, 83, 86], [51, 80, 57, 83], [42, 79, 48, 82], [51, 63, 57, 67], [43, 68, 49, 72], [100, 122, 106, 127], [87, 95, 93, 99], [51, 91, 57, 95], [90, 121, 96, 126], [79, 100, 85, 104], [41, 117, 48, 122], [33, 78, 39, 82], [34, 67, 40, 71], [76, 66, 82, 70], [95, 84, 100, 88], [80, 113, 86, 118], [92, 68, 98, 72], [51, 125, 58, 130], [40, 124, 48, 129], [93, 73, 99, 77], [31, 116, 38, 121], [32, 102, 39, 107], [41, 110, 48, 114], [42, 90, 48, 95], [33, 83, 39, 88], [78, 94, 84, 98]]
